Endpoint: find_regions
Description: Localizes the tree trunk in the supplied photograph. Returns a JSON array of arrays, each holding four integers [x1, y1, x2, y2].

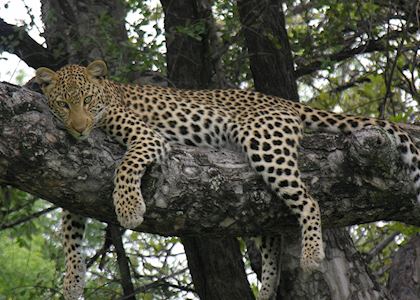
[[182, 237, 254, 300], [40, 0, 131, 75], [237, 0, 391, 299], [160, 1, 254, 298], [276, 228, 388, 299], [237, 0, 298, 100], [160, 0, 213, 89], [388, 234, 420, 300]]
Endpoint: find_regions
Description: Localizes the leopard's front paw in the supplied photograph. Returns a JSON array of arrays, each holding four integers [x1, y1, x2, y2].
[[300, 244, 325, 272], [117, 211, 144, 229], [113, 188, 146, 229]]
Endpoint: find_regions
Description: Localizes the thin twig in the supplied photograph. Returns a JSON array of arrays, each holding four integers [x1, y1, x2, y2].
[[379, 26, 406, 118], [365, 231, 400, 262], [0, 206, 58, 230], [86, 226, 113, 269], [117, 267, 194, 300]]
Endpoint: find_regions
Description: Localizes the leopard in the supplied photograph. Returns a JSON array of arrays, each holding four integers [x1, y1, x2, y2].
[[35, 60, 420, 300]]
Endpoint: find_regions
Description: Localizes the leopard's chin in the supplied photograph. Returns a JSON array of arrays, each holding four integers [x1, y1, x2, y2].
[[68, 129, 91, 141], [76, 134, 90, 141]]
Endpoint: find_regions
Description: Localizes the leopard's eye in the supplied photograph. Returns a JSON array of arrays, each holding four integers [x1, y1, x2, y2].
[[57, 101, 69, 109], [84, 96, 93, 105]]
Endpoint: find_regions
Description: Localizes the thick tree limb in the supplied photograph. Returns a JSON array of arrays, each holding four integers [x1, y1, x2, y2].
[[0, 18, 64, 69], [0, 82, 419, 237]]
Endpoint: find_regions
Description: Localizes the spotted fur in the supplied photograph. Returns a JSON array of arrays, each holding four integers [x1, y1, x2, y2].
[[36, 60, 420, 300], [61, 211, 85, 300]]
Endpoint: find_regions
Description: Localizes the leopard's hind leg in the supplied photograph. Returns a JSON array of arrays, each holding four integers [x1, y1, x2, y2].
[[62, 210, 86, 300]]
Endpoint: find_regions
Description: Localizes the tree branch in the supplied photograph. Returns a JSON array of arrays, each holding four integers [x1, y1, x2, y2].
[[365, 231, 400, 262], [0, 205, 58, 230], [294, 26, 419, 78], [87, 226, 112, 269], [109, 225, 136, 300], [119, 267, 195, 299], [0, 82, 419, 237], [0, 18, 64, 69]]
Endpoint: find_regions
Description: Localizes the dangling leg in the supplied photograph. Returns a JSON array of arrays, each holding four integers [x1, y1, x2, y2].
[[280, 186, 324, 270], [243, 115, 324, 285], [258, 152, 325, 271], [254, 236, 281, 300], [62, 210, 86, 300]]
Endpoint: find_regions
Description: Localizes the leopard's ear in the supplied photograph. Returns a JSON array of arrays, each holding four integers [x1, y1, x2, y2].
[[86, 60, 107, 79], [35, 67, 57, 94]]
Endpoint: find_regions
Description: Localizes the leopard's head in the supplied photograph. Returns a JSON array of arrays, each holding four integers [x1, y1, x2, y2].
[[35, 60, 109, 140]]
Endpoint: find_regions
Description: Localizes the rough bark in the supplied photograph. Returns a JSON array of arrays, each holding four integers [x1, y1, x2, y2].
[[0, 82, 419, 236], [160, 1, 255, 299], [388, 234, 420, 300]]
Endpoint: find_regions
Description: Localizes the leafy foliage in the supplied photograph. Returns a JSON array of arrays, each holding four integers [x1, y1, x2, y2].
[[0, 234, 59, 299], [83, 231, 193, 299], [0, 187, 62, 299], [285, 0, 419, 119]]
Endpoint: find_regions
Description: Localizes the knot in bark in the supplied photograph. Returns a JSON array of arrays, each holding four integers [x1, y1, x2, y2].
[[345, 127, 400, 177]]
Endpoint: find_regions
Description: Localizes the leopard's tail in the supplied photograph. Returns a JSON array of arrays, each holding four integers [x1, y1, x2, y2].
[[296, 102, 420, 204]]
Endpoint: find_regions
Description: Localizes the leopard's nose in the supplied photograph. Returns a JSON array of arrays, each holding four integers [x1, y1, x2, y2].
[[72, 121, 88, 134], [74, 125, 86, 134]]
